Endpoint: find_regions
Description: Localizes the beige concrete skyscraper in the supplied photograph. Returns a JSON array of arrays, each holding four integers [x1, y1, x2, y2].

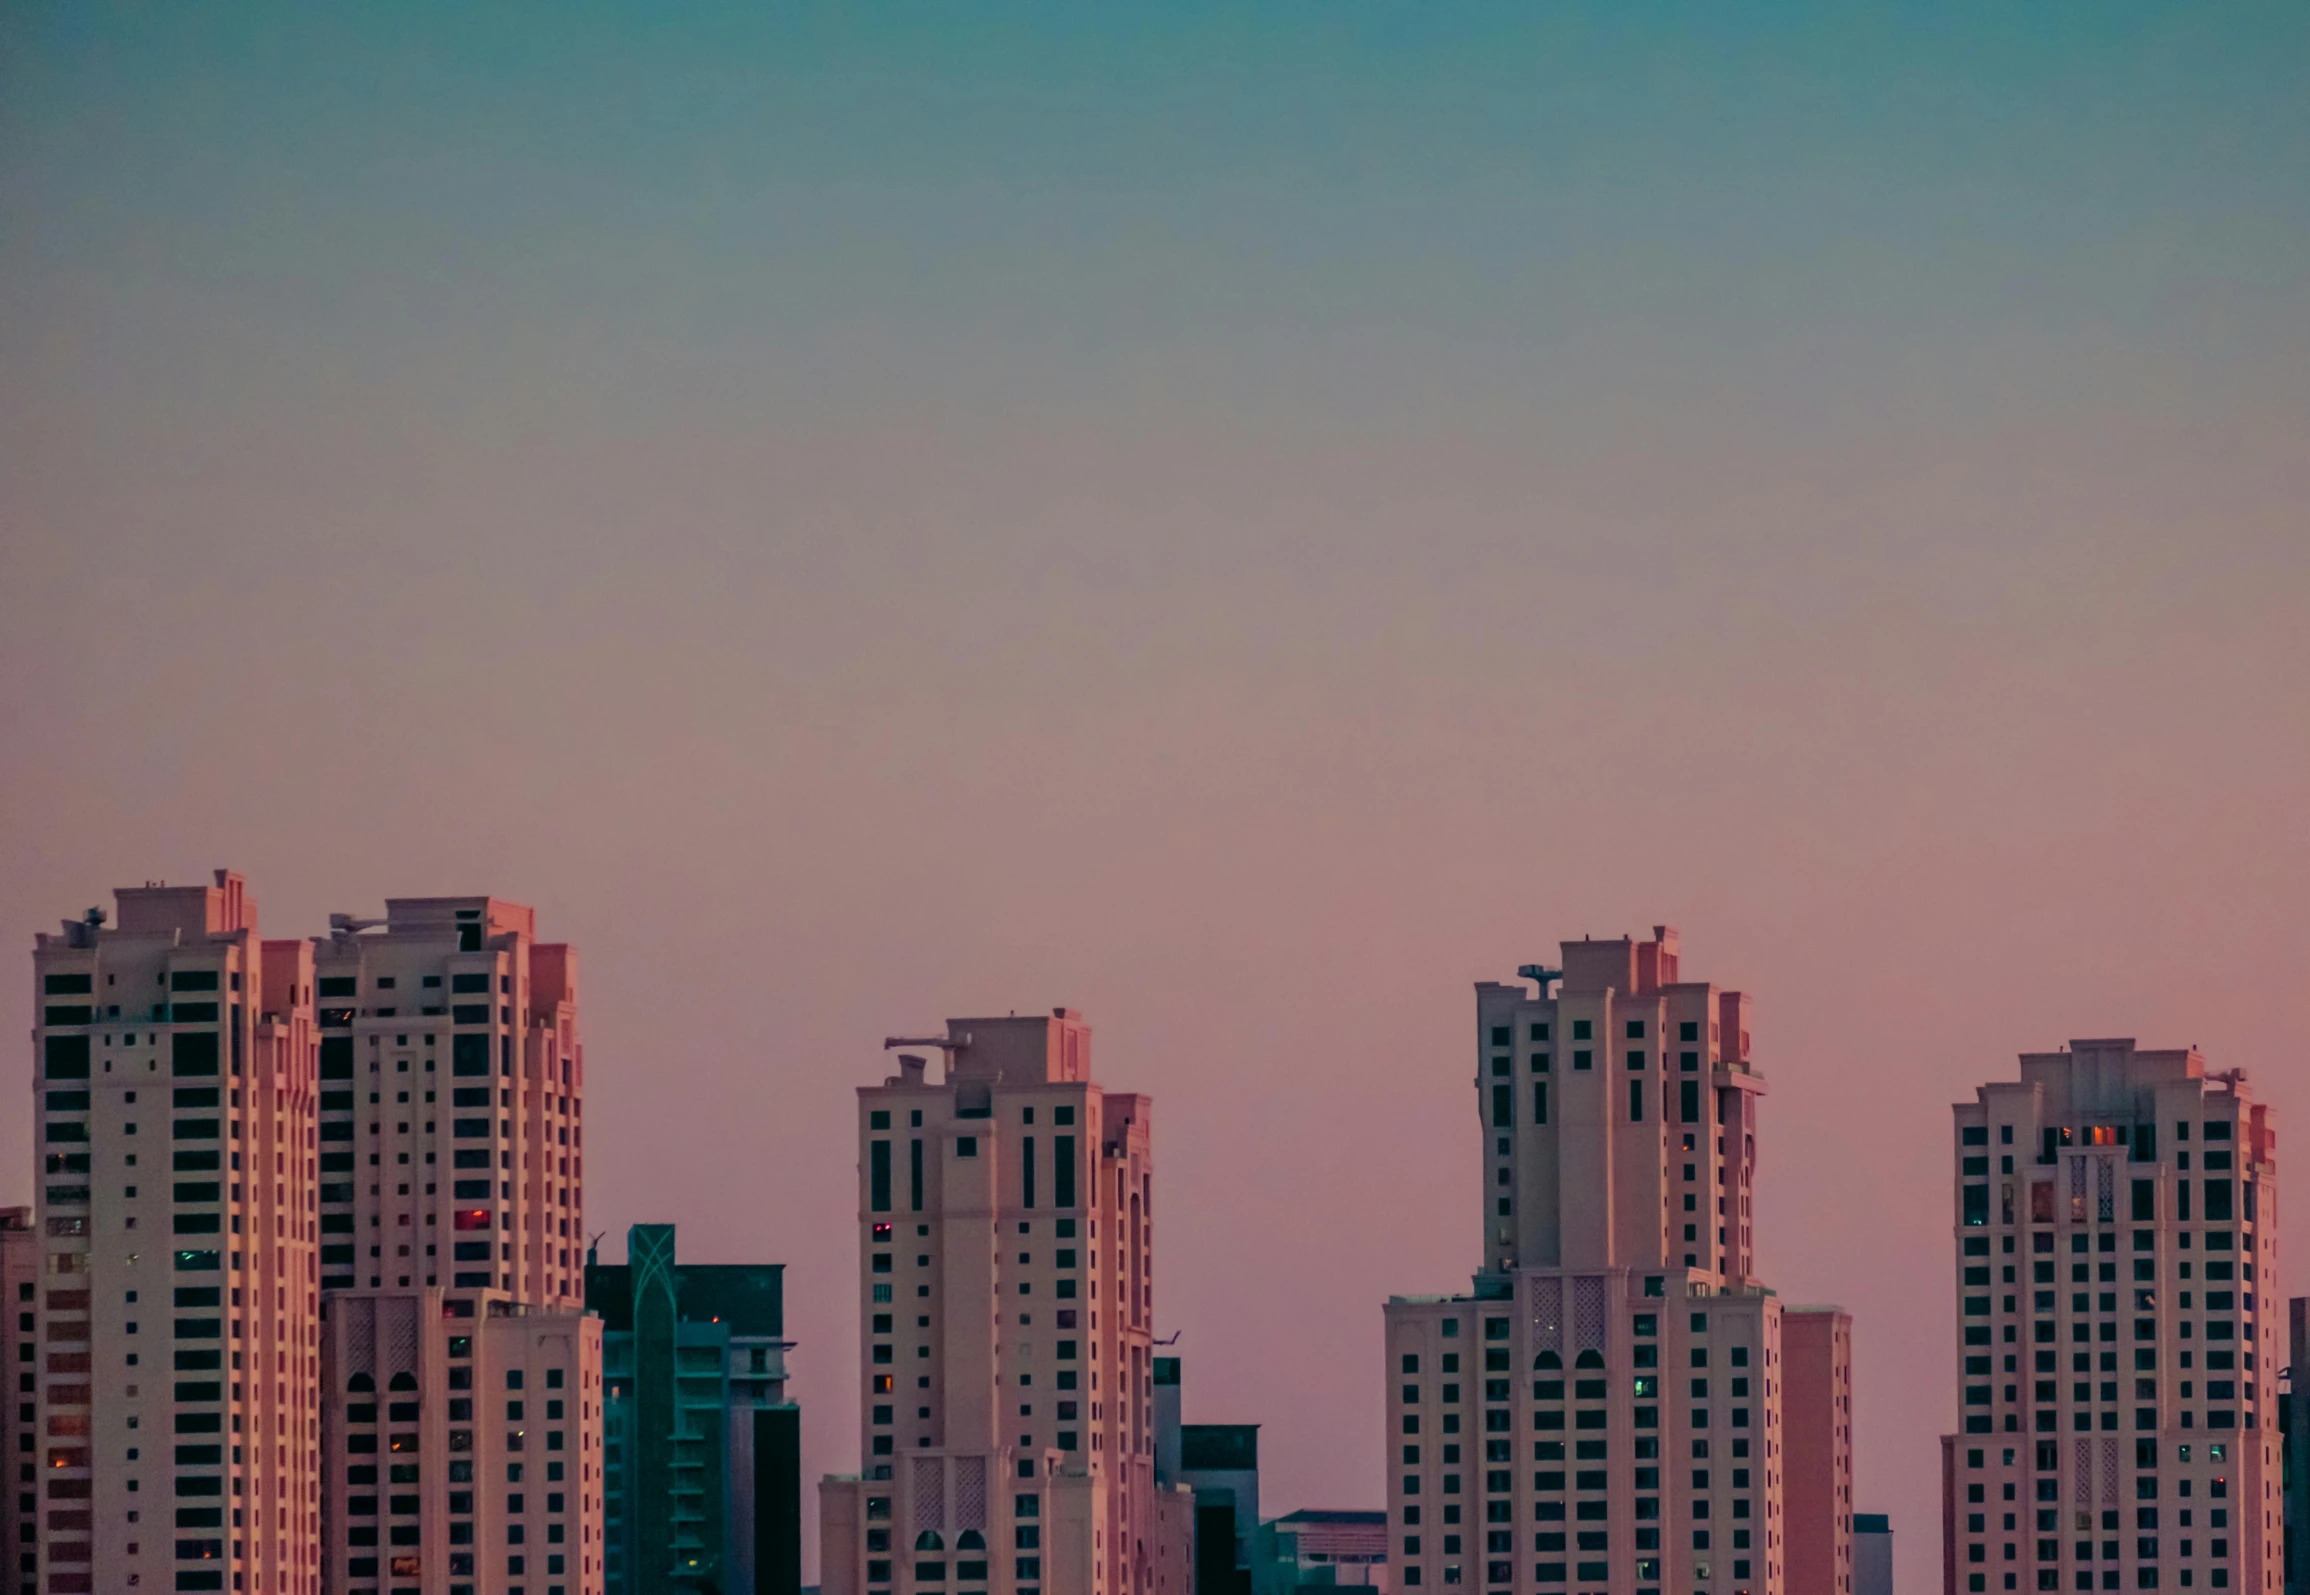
[[308, 896, 585, 1308], [1382, 929, 1848, 1595], [29, 871, 323, 1595], [25, 874, 604, 1595], [306, 893, 601, 1595], [1941, 1040, 2277, 1595], [820, 1011, 1191, 1595]]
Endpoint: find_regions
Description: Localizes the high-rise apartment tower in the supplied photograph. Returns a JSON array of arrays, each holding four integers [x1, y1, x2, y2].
[[1382, 928, 1849, 1595], [307, 892, 601, 1595], [1942, 1040, 2277, 1595], [309, 895, 584, 1307], [819, 1011, 1192, 1595], [29, 872, 324, 1595]]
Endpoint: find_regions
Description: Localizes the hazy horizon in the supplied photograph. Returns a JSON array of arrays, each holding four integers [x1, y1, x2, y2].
[[5, 7, 2308, 1584]]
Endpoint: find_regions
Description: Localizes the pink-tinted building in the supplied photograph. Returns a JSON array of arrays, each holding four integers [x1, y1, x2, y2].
[[819, 1011, 1192, 1595], [305, 892, 601, 1595], [24, 872, 603, 1595], [1782, 1308, 1853, 1595], [1943, 1040, 2277, 1595], [1382, 928, 1848, 1595], [307, 896, 585, 1309], [318, 1286, 602, 1594], [3, 1206, 41, 1589], [29, 871, 323, 1595]]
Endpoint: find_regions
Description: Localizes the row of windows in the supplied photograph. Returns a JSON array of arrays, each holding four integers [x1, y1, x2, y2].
[[1487, 1020, 1711, 1045], [1961, 1122, 2236, 1149], [315, 972, 504, 997], [1398, 1309, 1751, 1373], [1968, 1509, 2229, 1538], [342, 1489, 571, 1516], [1401, 1434, 1758, 1486], [1401, 1561, 1755, 1590], [869, 1106, 1078, 1129], [1962, 1179, 2256, 1227], [46, 970, 236, 995], [1964, 1231, 2252, 1260], [1964, 1263, 2251, 1291]]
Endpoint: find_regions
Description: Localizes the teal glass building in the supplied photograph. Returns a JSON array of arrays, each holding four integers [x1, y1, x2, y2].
[[586, 1224, 800, 1595]]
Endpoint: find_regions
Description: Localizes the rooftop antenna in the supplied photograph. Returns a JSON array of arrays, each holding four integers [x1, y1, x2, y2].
[[1518, 964, 1561, 997]]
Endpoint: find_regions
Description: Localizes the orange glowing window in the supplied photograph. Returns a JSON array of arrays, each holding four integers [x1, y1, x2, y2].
[[453, 1209, 490, 1231]]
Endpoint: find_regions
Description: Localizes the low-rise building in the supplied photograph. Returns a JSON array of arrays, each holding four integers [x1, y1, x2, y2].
[[320, 1287, 604, 1595], [1250, 1511, 1388, 1595]]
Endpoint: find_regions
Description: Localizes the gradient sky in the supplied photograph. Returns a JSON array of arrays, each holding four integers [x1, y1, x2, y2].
[[5, 5, 2309, 1580]]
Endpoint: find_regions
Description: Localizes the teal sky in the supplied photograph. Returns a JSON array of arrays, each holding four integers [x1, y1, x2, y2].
[[5, 7, 2308, 1579]]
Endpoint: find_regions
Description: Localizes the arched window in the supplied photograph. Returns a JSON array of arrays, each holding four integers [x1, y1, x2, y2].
[[956, 1531, 985, 1551], [1574, 1349, 1604, 1370], [388, 1372, 418, 1391], [1533, 1350, 1561, 1371], [346, 1372, 374, 1393], [914, 1532, 944, 1552]]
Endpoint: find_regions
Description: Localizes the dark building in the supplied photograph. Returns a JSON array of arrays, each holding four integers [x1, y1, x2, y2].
[[1179, 1426, 1259, 1595], [2287, 1303, 2310, 1595], [586, 1224, 799, 1595], [1152, 1356, 1260, 1595]]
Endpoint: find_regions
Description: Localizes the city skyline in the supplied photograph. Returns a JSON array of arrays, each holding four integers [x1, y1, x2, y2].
[[16, 868, 2299, 1595], [7, 12, 2310, 1595]]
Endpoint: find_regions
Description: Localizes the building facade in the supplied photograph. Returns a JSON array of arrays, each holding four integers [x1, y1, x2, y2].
[[309, 895, 585, 1308], [5, 1206, 41, 1590], [1176, 1425, 1257, 1595], [819, 1011, 1191, 1595], [319, 1287, 604, 1594], [1250, 1511, 1391, 1595], [1782, 1308, 1853, 1595], [1850, 1517, 1888, 1595], [308, 892, 600, 1595], [29, 872, 323, 1595], [1942, 1039, 2278, 1595], [585, 1222, 798, 1595], [1382, 927, 1841, 1595], [23, 872, 606, 1595], [2284, 1304, 2307, 1595]]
